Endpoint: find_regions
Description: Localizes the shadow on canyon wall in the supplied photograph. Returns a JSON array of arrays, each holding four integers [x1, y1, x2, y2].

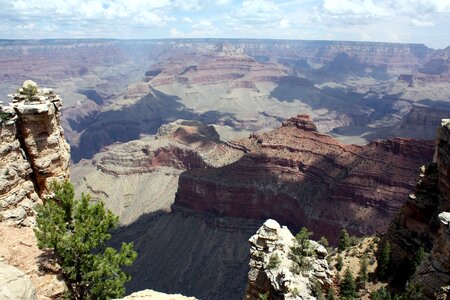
[[70, 89, 239, 162], [109, 208, 261, 300]]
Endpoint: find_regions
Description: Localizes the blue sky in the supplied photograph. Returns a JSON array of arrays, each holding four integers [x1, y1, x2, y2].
[[1, 0, 450, 49]]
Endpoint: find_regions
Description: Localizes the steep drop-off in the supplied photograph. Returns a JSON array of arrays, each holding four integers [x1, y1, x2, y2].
[[175, 115, 434, 242], [387, 119, 450, 298], [0, 81, 70, 225]]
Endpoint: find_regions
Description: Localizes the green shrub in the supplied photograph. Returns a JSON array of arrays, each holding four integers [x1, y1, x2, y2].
[[289, 227, 314, 274], [34, 181, 137, 299], [339, 229, 351, 251], [267, 253, 281, 269]]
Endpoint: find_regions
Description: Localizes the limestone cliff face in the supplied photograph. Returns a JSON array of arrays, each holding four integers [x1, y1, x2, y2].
[[0, 81, 70, 225], [244, 219, 332, 300], [386, 119, 450, 298]]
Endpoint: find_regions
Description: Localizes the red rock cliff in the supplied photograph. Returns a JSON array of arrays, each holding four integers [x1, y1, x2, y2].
[[174, 115, 434, 242]]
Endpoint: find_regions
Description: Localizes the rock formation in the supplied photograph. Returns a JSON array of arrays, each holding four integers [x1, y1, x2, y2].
[[0, 81, 70, 298], [245, 219, 332, 300], [71, 119, 243, 225], [117, 289, 197, 299], [411, 212, 450, 299], [386, 118, 450, 298], [0, 261, 36, 300], [175, 115, 434, 242], [0, 81, 70, 225]]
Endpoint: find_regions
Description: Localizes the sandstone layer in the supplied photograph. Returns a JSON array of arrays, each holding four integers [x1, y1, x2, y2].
[[244, 219, 332, 300], [71, 119, 243, 225], [175, 115, 435, 242], [0, 81, 70, 225]]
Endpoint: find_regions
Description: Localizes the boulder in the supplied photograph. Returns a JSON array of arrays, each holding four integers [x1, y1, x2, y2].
[[0, 261, 36, 300]]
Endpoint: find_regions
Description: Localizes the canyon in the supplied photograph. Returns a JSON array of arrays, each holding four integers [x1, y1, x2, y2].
[[2, 39, 450, 164], [1, 38, 450, 299], [72, 114, 434, 298]]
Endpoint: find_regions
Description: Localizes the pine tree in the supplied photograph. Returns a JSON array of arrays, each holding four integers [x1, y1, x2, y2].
[[289, 227, 313, 274], [318, 236, 329, 248], [357, 255, 369, 288], [34, 181, 137, 299], [340, 268, 357, 299], [338, 229, 351, 251], [336, 254, 344, 271], [326, 287, 336, 300], [376, 240, 391, 279]]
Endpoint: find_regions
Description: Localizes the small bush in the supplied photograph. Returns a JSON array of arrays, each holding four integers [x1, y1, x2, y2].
[[22, 83, 38, 102], [336, 254, 344, 271], [267, 253, 281, 269]]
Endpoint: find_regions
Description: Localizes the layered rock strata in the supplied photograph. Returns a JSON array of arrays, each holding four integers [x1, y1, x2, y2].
[[175, 115, 434, 242], [385, 118, 450, 299], [71, 119, 243, 225], [0, 81, 70, 225], [245, 219, 332, 300]]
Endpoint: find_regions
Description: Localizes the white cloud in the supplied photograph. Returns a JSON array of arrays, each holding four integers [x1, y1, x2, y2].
[[182, 17, 194, 24], [232, 0, 284, 24], [279, 18, 290, 29], [411, 19, 435, 27]]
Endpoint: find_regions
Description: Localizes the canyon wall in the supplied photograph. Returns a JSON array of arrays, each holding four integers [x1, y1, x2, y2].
[[174, 115, 434, 243], [387, 118, 450, 298], [0, 80, 70, 224]]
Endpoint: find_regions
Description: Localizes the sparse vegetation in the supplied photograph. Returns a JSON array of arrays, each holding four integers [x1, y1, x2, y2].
[[21, 83, 38, 102], [289, 227, 314, 274], [357, 254, 369, 288], [336, 254, 343, 271], [258, 291, 269, 300], [34, 180, 137, 299], [318, 236, 329, 248], [340, 268, 357, 299], [267, 253, 281, 269], [338, 229, 351, 251], [326, 287, 336, 300], [376, 239, 391, 279]]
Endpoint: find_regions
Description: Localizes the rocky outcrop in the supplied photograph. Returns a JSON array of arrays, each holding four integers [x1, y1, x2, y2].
[[0, 81, 70, 225], [411, 212, 450, 299], [0, 261, 36, 300], [245, 219, 332, 300], [386, 118, 450, 298], [117, 289, 197, 299], [71, 119, 243, 225], [175, 115, 434, 242]]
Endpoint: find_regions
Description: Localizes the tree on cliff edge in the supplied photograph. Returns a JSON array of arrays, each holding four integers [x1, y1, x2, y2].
[[34, 181, 137, 300]]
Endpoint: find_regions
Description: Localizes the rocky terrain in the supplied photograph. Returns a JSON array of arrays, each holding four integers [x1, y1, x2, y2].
[[175, 115, 434, 242], [0, 81, 70, 225], [3, 39, 445, 162], [386, 118, 450, 298], [72, 119, 243, 224], [0, 81, 70, 299], [244, 219, 332, 300]]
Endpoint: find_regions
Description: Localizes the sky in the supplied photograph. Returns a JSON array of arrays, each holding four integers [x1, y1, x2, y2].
[[1, 0, 450, 49]]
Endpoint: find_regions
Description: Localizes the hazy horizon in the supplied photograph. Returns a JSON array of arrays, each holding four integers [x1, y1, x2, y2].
[[1, 0, 450, 49]]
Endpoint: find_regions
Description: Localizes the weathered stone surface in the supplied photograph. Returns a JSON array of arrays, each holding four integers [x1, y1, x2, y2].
[[0, 261, 36, 300], [175, 115, 434, 242], [0, 81, 70, 225], [244, 219, 332, 300], [117, 289, 197, 299], [71, 119, 243, 225], [387, 118, 450, 298]]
